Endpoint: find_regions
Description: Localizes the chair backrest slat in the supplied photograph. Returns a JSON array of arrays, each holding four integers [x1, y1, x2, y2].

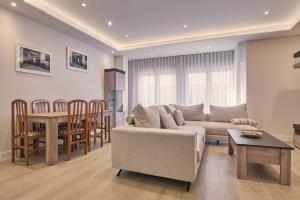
[[67, 99, 88, 136], [32, 99, 50, 113], [88, 100, 103, 131], [100, 99, 108, 110], [12, 99, 28, 137], [53, 99, 68, 112]]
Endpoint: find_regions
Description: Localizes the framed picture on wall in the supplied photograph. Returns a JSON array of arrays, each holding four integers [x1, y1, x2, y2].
[[16, 43, 52, 77], [67, 48, 88, 72], [294, 51, 300, 68]]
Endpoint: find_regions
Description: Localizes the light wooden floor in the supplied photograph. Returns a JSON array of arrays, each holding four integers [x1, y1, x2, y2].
[[0, 142, 300, 200]]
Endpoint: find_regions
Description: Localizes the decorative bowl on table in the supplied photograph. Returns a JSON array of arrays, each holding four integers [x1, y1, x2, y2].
[[240, 130, 263, 138]]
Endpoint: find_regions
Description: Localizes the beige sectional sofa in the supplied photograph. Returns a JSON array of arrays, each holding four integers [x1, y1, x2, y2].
[[111, 104, 257, 191]]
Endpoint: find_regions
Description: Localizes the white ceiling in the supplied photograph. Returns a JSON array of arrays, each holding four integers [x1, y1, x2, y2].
[[1, 0, 300, 60], [24, 0, 300, 49], [124, 21, 300, 60]]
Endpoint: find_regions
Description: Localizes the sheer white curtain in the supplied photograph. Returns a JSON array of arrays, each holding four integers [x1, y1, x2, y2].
[[129, 57, 179, 108], [183, 51, 236, 112], [128, 48, 246, 113]]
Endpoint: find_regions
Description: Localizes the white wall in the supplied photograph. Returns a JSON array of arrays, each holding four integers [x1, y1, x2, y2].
[[0, 7, 114, 161], [114, 56, 129, 115], [247, 35, 300, 141]]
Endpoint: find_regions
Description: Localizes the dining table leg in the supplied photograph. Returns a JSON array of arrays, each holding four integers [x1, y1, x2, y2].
[[108, 116, 111, 142], [45, 118, 58, 165]]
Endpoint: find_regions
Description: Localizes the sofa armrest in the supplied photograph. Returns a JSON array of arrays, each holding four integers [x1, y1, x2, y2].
[[111, 126, 198, 182]]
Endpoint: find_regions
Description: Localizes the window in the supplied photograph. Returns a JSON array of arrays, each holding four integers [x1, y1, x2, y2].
[[186, 70, 235, 112], [137, 73, 177, 105], [211, 71, 235, 106], [129, 50, 245, 113], [138, 75, 155, 106], [159, 74, 177, 105], [186, 72, 206, 105]]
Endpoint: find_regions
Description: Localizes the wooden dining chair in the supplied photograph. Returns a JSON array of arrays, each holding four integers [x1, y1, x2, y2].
[[53, 99, 68, 112], [32, 99, 50, 130], [53, 99, 69, 147], [99, 99, 111, 142], [32, 99, 50, 113], [32, 99, 50, 144], [12, 99, 40, 165], [60, 99, 88, 160], [87, 100, 104, 151]]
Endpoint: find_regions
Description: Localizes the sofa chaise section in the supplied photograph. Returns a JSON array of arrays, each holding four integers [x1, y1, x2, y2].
[[184, 120, 257, 142]]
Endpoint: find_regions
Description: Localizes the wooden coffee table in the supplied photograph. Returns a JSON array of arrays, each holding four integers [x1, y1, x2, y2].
[[227, 129, 294, 185]]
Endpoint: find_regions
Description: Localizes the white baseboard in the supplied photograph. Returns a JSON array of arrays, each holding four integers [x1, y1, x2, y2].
[[0, 150, 11, 162]]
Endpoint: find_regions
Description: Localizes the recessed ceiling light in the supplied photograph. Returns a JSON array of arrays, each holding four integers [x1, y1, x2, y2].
[[81, 3, 86, 7], [264, 11, 269, 15], [183, 24, 188, 29], [11, 2, 17, 7], [125, 34, 129, 38], [107, 21, 112, 26], [206, 46, 211, 49], [111, 50, 115, 54]]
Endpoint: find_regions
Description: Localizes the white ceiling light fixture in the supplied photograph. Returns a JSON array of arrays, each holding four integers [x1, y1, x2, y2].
[[206, 46, 211, 49], [107, 21, 112, 26], [125, 34, 129, 38], [264, 10, 269, 15], [111, 50, 115, 54], [183, 24, 188, 29], [81, 3, 86, 7], [11, 2, 17, 7]]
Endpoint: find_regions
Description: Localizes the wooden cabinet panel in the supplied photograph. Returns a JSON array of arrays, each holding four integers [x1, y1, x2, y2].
[[104, 71, 115, 91], [104, 68, 125, 91], [104, 68, 125, 127]]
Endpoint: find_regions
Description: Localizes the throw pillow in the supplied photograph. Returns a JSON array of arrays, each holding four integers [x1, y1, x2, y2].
[[172, 104, 205, 121], [230, 118, 258, 127], [157, 105, 168, 116], [210, 104, 247, 122], [164, 105, 176, 115], [161, 114, 178, 129], [134, 105, 160, 128], [125, 115, 135, 125], [173, 110, 185, 125]]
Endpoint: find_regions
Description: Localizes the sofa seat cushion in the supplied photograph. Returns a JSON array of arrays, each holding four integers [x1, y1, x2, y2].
[[177, 125, 206, 136], [184, 121, 257, 136]]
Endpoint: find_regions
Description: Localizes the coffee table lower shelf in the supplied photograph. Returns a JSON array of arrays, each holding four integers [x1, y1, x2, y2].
[[228, 133, 292, 185]]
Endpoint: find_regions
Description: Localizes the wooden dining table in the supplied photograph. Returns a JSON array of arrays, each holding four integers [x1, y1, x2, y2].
[[27, 110, 112, 165]]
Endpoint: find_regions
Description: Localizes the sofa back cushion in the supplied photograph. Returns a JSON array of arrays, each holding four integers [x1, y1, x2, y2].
[[172, 104, 205, 121], [161, 114, 178, 129], [134, 105, 161, 128], [210, 104, 248, 122]]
